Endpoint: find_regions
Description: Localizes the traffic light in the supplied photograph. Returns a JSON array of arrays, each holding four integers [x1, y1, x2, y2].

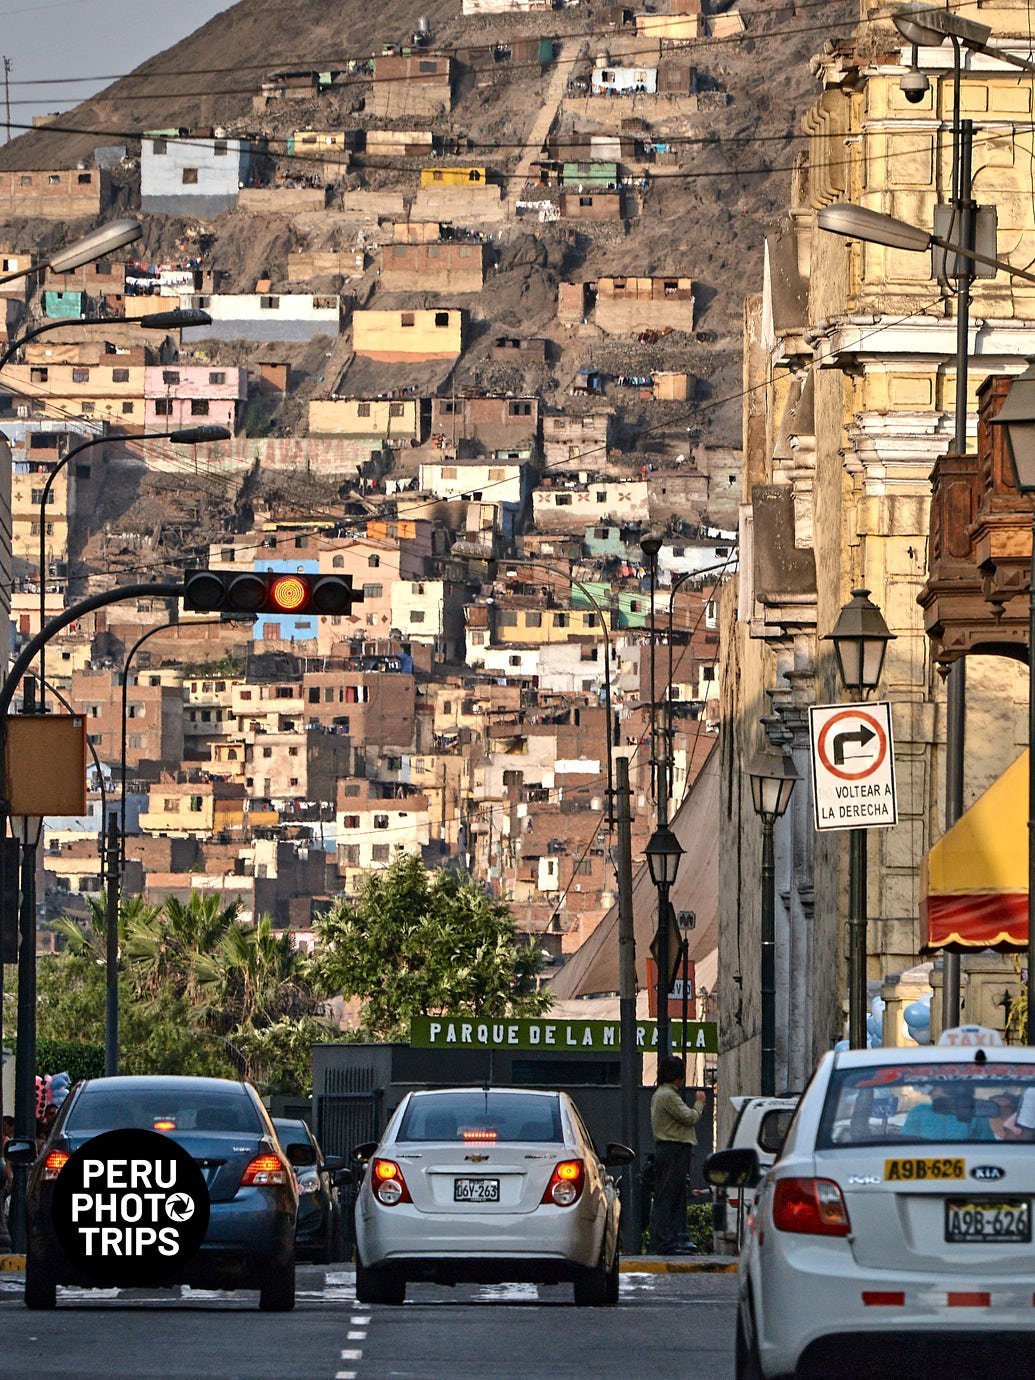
[[181, 570, 364, 616]]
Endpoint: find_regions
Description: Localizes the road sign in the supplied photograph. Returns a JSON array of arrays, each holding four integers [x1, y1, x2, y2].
[[809, 701, 898, 832], [410, 1014, 718, 1053]]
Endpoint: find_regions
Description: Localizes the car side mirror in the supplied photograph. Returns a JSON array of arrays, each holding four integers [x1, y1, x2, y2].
[[604, 1142, 636, 1167], [3, 1138, 36, 1166], [352, 1140, 378, 1165], [323, 1154, 346, 1173], [331, 1168, 353, 1188], [704, 1147, 761, 1189], [286, 1142, 318, 1168]]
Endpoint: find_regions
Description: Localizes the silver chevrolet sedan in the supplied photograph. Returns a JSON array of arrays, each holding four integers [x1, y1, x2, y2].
[[353, 1087, 633, 1306]]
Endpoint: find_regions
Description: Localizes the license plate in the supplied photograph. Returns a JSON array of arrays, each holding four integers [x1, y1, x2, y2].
[[454, 1177, 500, 1203], [884, 1157, 965, 1182], [945, 1199, 1031, 1243]]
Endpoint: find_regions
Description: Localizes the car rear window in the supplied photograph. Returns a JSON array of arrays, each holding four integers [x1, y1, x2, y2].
[[398, 1093, 563, 1144], [818, 1063, 1035, 1149], [67, 1087, 264, 1134]]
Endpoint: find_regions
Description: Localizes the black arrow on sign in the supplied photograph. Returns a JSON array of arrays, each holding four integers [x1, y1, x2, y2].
[[832, 724, 876, 766]]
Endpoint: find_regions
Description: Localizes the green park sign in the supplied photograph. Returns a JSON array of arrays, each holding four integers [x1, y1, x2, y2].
[[410, 1015, 718, 1054]]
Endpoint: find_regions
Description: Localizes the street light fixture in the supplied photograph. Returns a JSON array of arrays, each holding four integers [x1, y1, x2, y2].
[[825, 590, 894, 1050], [747, 751, 799, 1096], [645, 822, 683, 1059], [824, 587, 897, 694], [990, 362, 1035, 1046], [0, 217, 143, 287]]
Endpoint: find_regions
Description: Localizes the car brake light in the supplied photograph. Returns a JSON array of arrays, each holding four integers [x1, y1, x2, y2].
[[241, 1153, 289, 1187], [772, 1177, 851, 1237], [541, 1160, 585, 1207], [461, 1129, 498, 1143], [372, 1158, 411, 1205], [153, 1118, 176, 1131], [43, 1150, 69, 1181]]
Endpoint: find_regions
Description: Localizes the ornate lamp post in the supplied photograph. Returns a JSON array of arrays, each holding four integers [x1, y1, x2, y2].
[[747, 751, 799, 1095], [645, 822, 683, 1059], [824, 589, 895, 1049]]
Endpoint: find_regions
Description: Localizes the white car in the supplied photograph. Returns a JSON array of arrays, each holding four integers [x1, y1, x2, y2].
[[353, 1087, 631, 1306], [707, 1027, 1035, 1378], [715, 1096, 799, 1251]]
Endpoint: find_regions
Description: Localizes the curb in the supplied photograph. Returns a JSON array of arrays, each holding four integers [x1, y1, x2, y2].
[[0, 1255, 26, 1272], [620, 1258, 737, 1274]]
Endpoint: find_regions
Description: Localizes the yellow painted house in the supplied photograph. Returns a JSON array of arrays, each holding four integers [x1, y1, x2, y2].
[[494, 605, 611, 643], [352, 308, 463, 362], [308, 397, 421, 440], [419, 166, 488, 187]]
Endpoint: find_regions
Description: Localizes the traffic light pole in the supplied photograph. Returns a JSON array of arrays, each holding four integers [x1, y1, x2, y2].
[[0, 582, 182, 1251]]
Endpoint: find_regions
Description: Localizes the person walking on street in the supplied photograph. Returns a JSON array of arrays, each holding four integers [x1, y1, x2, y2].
[[649, 1054, 706, 1255]]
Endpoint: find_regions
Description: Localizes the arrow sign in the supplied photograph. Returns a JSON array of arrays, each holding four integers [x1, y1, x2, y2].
[[809, 703, 898, 833], [832, 723, 876, 766]]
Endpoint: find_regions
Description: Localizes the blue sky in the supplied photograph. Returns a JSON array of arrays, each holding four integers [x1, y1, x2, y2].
[[1, 0, 232, 136]]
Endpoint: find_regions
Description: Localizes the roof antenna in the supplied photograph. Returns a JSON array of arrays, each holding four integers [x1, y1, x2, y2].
[[975, 1047, 987, 1065]]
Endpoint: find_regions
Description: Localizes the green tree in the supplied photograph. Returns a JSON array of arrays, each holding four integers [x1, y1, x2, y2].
[[314, 852, 551, 1040]]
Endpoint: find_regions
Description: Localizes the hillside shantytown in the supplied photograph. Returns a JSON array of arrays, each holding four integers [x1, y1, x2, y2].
[[3, 0, 1035, 1370]]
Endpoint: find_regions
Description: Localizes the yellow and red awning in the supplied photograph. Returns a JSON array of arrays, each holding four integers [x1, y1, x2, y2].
[[921, 750, 1028, 952]]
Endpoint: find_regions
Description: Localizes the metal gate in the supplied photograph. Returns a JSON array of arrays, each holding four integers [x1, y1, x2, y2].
[[315, 1062, 384, 1260]]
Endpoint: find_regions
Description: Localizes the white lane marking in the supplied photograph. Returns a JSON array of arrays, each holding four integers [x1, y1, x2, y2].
[[347, 1330, 367, 1340], [351, 1315, 371, 1325], [474, 1283, 540, 1302], [326, 1271, 354, 1285], [335, 1372, 356, 1379], [340, 1349, 363, 1361]]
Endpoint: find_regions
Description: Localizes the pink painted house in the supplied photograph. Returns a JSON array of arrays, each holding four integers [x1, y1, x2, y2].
[[143, 365, 248, 432]]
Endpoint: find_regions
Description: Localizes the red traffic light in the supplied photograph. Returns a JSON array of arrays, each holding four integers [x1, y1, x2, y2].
[[182, 570, 364, 616]]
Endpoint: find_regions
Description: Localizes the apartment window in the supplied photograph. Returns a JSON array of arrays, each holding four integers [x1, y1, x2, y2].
[[579, 196, 592, 207], [502, 769, 522, 787], [508, 401, 531, 416], [419, 60, 437, 72], [357, 402, 371, 417], [308, 687, 320, 703], [260, 296, 280, 309], [154, 399, 172, 416], [554, 613, 569, 628], [191, 399, 210, 416], [152, 139, 167, 155], [331, 555, 345, 569], [411, 610, 425, 623], [363, 583, 382, 599], [702, 665, 715, 682], [596, 491, 607, 502], [72, 368, 89, 383], [434, 311, 449, 327], [374, 814, 390, 830], [368, 554, 380, 567], [488, 468, 505, 481], [182, 168, 199, 185], [213, 139, 227, 155], [209, 371, 225, 384], [508, 655, 521, 667], [441, 466, 456, 479], [525, 611, 541, 628], [371, 844, 389, 862], [30, 488, 47, 504], [19, 175, 32, 185], [555, 493, 572, 506], [340, 845, 360, 866], [341, 815, 359, 829], [163, 370, 180, 384], [288, 746, 299, 757], [49, 174, 60, 185], [189, 796, 203, 812], [112, 368, 129, 382], [262, 747, 272, 758], [401, 312, 415, 327], [389, 402, 404, 417], [81, 403, 95, 415], [580, 645, 598, 662], [30, 367, 48, 383], [122, 402, 134, 415]]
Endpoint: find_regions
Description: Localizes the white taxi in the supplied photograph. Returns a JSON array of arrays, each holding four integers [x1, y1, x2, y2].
[[706, 1027, 1035, 1379]]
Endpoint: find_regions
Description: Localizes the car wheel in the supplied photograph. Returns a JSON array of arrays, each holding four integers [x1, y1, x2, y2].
[[572, 1251, 610, 1307], [24, 1251, 57, 1310], [605, 1246, 620, 1306], [735, 1299, 763, 1380], [259, 1257, 296, 1312], [355, 1256, 405, 1305]]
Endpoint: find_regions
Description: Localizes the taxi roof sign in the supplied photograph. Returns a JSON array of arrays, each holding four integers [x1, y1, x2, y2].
[[937, 1025, 1004, 1048]]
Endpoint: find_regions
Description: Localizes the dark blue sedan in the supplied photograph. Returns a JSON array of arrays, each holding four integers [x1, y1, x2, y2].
[[13, 1075, 298, 1310]]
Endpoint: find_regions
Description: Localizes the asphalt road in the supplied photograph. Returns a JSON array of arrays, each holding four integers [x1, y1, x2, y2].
[[0, 1265, 738, 1380]]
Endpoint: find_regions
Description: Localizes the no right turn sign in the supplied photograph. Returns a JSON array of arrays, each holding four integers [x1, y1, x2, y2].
[[809, 702, 898, 832]]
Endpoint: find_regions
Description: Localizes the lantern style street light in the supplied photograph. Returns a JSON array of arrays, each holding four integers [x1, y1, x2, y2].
[[645, 823, 683, 1059], [990, 363, 1035, 1045], [747, 751, 799, 1095], [0, 218, 144, 287], [825, 590, 895, 1050]]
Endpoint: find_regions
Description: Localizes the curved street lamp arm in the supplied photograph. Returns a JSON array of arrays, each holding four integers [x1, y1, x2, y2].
[[0, 316, 123, 374], [42, 676, 108, 887], [120, 615, 178, 874]]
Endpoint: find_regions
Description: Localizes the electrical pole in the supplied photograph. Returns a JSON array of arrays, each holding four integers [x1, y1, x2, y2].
[[615, 756, 640, 1253], [3, 59, 11, 146], [104, 812, 121, 1076]]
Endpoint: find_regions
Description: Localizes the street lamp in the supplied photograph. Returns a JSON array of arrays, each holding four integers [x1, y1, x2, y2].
[[640, 530, 664, 819], [989, 362, 1035, 1045], [0, 217, 143, 287], [0, 306, 213, 373], [37, 423, 230, 701], [747, 750, 799, 1096], [825, 590, 895, 1050], [645, 822, 683, 1059]]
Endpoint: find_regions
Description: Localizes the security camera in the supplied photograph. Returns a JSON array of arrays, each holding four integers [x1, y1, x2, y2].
[[900, 68, 930, 103]]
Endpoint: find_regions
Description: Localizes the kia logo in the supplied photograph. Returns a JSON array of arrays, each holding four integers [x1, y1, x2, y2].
[[970, 1165, 1006, 1181]]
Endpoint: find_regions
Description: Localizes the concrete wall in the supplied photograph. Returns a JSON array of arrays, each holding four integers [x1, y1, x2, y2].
[[239, 187, 328, 212], [559, 191, 623, 220], [143, 435, 386, 476], [370, 56, 452, 119], [287, 250, 365, 282], [353, 308, 463, 361], [596, 276, 695, 334], [380, 241, 484, 293], [411, 185, 506, 224], [181, 293, 342, 342], [0, 168, 104, 220]]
